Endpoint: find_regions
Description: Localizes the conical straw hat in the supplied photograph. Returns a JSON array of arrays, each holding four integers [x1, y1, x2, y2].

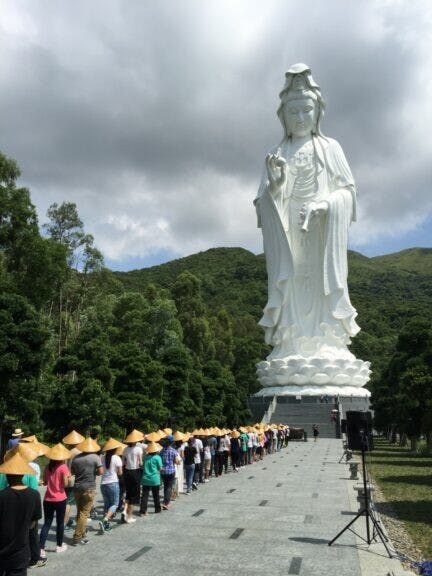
[[231, 430, 240, 439], [0, 453, 36, 475], [146, 441, 162, 454], [62, 430, 85, 445], [21, 435, 37, 443], [76, 437, 100, 453], [5, 442, 38, 462], [162, 428, 172, 435], [114, 442, 127, 456], [32, 442, 50, 457], [103, 437, 123, 452], [173, 431, 184, 442], [156, 429, 166, 439], [47, 443, 72, 461], [124, 429, 144, 444], [146, 431, 160, 442]]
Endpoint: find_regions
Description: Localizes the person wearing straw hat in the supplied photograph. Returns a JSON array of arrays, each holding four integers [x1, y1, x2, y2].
[[122, 429, 144, 524], [0, 453, 42, 575], [62, 430, 85, 532], [139, 442, 162, 515], [99, 438, 123, 533], [159, 435, 180, 510], [70, 437, 102, 546], [39, 444, 72, 557], [183, 437, 197, 494], [6, 428, 24, 450]]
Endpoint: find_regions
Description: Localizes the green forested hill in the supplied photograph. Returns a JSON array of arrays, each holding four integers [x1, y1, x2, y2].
[[113, 246, 432, 386]]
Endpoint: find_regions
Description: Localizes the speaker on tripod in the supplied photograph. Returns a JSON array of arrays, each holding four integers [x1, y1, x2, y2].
[[346, 411, 374, 451]]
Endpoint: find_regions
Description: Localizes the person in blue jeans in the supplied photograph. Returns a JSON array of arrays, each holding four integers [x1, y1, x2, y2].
[[183, 438, 197, 494], [160, 435, 180, 509], [99, 438, 123, 533]]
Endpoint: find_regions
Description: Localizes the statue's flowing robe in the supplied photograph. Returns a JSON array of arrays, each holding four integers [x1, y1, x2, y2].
[[255, 136, 360, 359]]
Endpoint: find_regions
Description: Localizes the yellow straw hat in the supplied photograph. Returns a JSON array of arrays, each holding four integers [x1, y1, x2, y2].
[[173, 431, 184, 442], [76, 437, 100, 453], [124, 429, 144, 444], [62, 430, 85, 445], [103, 437, 123, 452], [115, 442, 127, 456], [162, 428, 172, 435], [156, 429, 166, 439], [231, 430, 240, 439], [0, 453, 36, 475], [21, 435, 38, 443], [47, 443, 72, 461], [32, 442, 50, 457], [146, 441, 162, 454], [145, 431, 160, 442], [5, 442, 38, 462]]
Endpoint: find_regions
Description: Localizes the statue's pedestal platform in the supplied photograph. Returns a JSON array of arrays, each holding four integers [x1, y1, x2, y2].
[[254, 383, 370, 398]]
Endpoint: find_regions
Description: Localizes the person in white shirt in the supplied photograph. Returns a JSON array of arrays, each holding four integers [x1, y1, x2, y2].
[[99, 438, 123, 533], [192, 437, 203, 488]]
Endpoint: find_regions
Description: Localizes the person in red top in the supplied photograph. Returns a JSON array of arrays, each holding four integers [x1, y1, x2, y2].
[[39, 444, 72, 556]]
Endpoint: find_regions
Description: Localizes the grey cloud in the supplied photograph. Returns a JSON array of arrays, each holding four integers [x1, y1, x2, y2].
[[0, 0, 431, 264]]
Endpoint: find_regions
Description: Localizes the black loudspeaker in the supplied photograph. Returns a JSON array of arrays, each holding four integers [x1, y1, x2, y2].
[[346, 411, 373, 451]]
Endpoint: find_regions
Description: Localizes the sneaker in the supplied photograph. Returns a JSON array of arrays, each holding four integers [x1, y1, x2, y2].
[[185, 490, 191, 495], [72, 539, 89, 546], [127, 516, 136, 523], [121, 511, 128, 524], [98, 520, 105, 534], [161, 504, 170, 510], [36, 558, 47, 567], [56, 544, 68, 553], [65, 518, 74, 528], [204, 479, 209, 483], [103, 521, 112, 532], [40, 549, 47, 559]]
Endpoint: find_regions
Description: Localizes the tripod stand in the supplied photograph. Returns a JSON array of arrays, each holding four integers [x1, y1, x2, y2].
[[329, 441, 392, 557]]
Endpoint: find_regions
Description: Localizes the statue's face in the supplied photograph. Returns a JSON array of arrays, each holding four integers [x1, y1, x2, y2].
[[282, 97, 317, 138]]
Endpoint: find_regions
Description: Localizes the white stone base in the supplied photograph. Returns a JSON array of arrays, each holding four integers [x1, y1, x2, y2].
[[254, 384, 371, 398]]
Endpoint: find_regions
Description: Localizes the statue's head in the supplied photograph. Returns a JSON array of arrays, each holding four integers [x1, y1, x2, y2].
[[277, 63, 325, 139]]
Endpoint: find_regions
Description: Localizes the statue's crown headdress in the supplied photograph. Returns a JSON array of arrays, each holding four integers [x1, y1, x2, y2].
[[279, 63, 322, 104]]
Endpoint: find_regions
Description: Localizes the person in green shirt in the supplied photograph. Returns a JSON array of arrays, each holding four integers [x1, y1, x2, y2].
[[140, 442, 162, 515]]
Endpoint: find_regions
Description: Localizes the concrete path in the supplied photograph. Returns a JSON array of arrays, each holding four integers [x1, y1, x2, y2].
[[39, 439, 409, 576]]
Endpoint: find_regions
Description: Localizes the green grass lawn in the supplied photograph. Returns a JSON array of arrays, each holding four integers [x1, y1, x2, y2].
[[367, 437, 432, 558]]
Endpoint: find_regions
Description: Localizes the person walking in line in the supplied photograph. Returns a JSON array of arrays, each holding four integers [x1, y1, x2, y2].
[[122, 429, 144, 524], [99, 438, 123, 533], [183, 437, 197, 494], [71, 437, 102, 546], [160, 435, 180, 510], [230, 431, 241, 472], [239, 429, 249, 467], [7, 428, 24, 450], [62, 430, 85, 531], [140, 442, 162, 515], [202, 436, 212, 482], [0, 453, 42, 576], [192, 436, 203, 489], [313, 424, 319, 442], [39, 444, 72, 556]]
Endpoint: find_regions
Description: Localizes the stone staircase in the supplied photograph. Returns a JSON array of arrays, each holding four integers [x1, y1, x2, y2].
[[271, 399, 339, 438]]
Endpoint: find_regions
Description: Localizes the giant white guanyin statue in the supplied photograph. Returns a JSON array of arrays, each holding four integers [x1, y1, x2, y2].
[[254, 63, 370, 397]]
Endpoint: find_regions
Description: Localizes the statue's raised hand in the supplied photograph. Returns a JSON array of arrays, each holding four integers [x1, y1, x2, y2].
[[266, 149, 287, 192], [299, 200, 328, 232]]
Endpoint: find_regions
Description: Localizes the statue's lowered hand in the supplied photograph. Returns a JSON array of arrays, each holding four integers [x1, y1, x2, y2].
[[299, 201, 328, 232]]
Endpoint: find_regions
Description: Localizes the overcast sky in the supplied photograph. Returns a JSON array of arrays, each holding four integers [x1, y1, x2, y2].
[[0, 1, 431, 270]]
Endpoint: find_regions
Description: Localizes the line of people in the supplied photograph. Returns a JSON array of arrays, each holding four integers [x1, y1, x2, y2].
[[0, 423, 290, 575]]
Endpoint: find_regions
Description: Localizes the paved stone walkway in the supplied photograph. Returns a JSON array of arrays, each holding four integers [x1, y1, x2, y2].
[[40, 439, 408, 576]]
